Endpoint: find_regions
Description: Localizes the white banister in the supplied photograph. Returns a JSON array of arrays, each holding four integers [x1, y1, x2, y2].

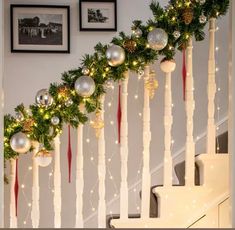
[[207, 18, 216, 155], [97, 95, 106, 228], [120, 71, 129, 220], [185, 38, 195, 187], [31, 141, 40, 228], [141, 65, 151, 218], [53, 135, 61, 228], [75, 106, 84, 228], [160, 60, 176, 187], [10, 159, 17, 228]]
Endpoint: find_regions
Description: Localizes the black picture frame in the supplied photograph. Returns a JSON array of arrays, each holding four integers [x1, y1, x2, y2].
[[79, 0, 117, 31], [10, 4, 70, 53]]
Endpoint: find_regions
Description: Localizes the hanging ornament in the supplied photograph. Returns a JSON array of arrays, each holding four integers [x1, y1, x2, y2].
[[10, 132, 31, 154], [106, 45, 126, 67], [132, 27, 143, 38], [123, 39, 137, 53], [160, 59, 176, 73], [34, 149, 52, 167], [51, 116, 60, 126], [65, 98, 74, 107], [182, 48, 187, 100], [173, 30, 181, 39], [182, 8, 194, 25], [81, 67, 90, 76], [75, 76, 96, 97], [14, 159, 19, 217], [15, 112, 24, 122], [90, 111, 104, 138], [147, 28, 168, 51], [199, 14, 207, 24], [67, 125, 72, 183], [57, 86, 69, 99], [117, 84, 122, 144], [23, 118, 35, 132], [145, 70, 159, 99], [138, 68, 145, 77], [105, 79, 113, 89], [35, 89, 53, 107]]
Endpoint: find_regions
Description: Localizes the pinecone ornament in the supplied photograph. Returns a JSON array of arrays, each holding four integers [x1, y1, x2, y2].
[[58, 86, 69, 99], [23, 118, 35, 132], [182, 8, 194, 25], [123, 39, 137, 53]]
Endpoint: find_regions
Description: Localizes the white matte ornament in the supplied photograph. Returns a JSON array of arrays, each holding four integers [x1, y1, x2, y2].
[[34, 150, 52, 167], [51, 116, 60, 126], [160, 59, 176, 73], [35, 89, 53, 107], [15, 112, 24, 122], [199, 14, 207, 24], [106, 45, 125, 67], [147, 28, 168, 51], [10, 132, 31, 154], [75, 76, 96, 97], [132, 28, 143, 38], [173, 30, 181, 39]]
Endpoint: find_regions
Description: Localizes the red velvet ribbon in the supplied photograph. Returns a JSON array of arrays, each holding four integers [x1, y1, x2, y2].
[[117, 84, 122, 144], [182, 48, 187, 101], [14, 159, 19, 217], [67, 125, 72, 183]]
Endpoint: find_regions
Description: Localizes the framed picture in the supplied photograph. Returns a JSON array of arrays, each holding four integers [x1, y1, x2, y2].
[[10, 5, 70, 53], [79, 0, 117, 31]]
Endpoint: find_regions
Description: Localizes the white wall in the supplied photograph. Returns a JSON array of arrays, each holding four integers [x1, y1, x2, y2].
[[3, 0, 229, 228]]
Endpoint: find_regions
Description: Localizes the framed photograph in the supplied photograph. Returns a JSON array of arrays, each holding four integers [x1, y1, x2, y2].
[[79, 0, 117, 31], [11, 5, 70, 53]]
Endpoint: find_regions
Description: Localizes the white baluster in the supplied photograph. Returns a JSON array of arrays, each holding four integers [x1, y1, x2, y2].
[[53, 135, 61, 228], [75, 105, 84, 228], [120, 71, 129, 220], [185, 38, 195, 187], [98, 95, 106, 228], [10, 159, 17, 228], [31, 141, 40, 228], [207, 18, 216, 155], [160, 60, 176, 187], [141, 65, 151, 218]]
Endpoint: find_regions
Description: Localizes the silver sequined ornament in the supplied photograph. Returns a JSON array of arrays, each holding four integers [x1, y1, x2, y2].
[[173, 30, 181, 39], [132, 27, 143, 38], [10, 132, 31, 154], [51, 116, 60, 126], [75, 76, 96, 97], [106, 45, 125, 67], [199, 14, 207, 24], [65, 98, 74, 107], [35, 89, 53, 107], [81, 67, 90, 76], [15, 112, 24, 122], [147, 28, 168, 51]]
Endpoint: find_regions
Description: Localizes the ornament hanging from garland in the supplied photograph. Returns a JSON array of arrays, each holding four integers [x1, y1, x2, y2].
[[65, 98, 74, 107], [147, 28, 168, 51], [51, 116, 60, 126], [57, 86, 69, 99], [10, 132, 31, 154], [106, 45, 126, 67], [81, 67, 90, 76], [23, 118, 35, 132], [75, 76, 96, 97], [145, 70, 158, 99], [34, 149, 52, 167], [123, 39, 137, 53], [173, 30, 181, 39], [132, 27, 143, 38], [199, 14, 207, 24], [90, 111, 104, 138], [35, 89, 53, 107], [182, 8, 194, 25]]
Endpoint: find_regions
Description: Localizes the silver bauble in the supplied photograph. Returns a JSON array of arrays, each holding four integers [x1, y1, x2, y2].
[[147, 28, 168, 51], [75, 76, 96, 97], [35, 89, 53, 107], [81, 67, 90, 76], [15, 112, 24, 122], [106, 45, 126, 67], [132, 28, 143, 38], [199, 14, 207, 24], [65, 98, 73, 107], [51, 116, 60, 126], [173, 30, 181, 39], [10, 132, 31, 154]]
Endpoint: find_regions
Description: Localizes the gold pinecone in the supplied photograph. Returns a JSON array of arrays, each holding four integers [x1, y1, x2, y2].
[[23, 118, 35, 132], [58, 86, 69, 99], [123, 40, 137, 53], [182, 8, 194, 25]]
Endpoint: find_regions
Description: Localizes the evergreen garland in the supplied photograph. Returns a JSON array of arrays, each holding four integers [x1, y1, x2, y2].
[[4, 0, 229, 160]]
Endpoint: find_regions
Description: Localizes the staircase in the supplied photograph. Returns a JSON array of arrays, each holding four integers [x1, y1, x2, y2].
[[108, 132, 230, 228]]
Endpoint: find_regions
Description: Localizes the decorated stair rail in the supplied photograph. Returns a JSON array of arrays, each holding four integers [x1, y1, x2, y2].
[[207, 17, 216, 155], [119, 71, 129, 220], [160, 60, 176, 187], [185, 37, 196, 187], [10, 159, 17, 228], [75, 105, 84, 228]]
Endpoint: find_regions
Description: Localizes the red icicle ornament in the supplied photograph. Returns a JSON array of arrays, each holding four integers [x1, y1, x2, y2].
[[14, 159, 19, 217], [182, 48, 187, 100], [117, 84, 122, 144], [67, 125, 72, 183]]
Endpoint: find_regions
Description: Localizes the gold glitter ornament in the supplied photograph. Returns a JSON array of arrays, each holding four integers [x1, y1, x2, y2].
[[123, 39, 137, 53], [145, 70, 158, 99], [90, 111, 104, 138]]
